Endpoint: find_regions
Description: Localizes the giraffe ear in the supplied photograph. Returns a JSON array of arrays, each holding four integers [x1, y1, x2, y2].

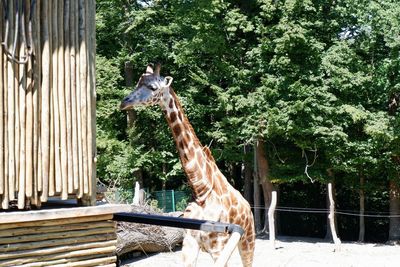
[[154, 63, 161, 76], [146, 64, 154, 74]]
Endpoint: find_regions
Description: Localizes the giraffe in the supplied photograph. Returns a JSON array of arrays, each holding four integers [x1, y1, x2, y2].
[[120, 64, 255, 267]]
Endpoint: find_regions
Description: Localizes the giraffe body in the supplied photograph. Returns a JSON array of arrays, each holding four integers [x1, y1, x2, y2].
[[121, 64, 255, 266]]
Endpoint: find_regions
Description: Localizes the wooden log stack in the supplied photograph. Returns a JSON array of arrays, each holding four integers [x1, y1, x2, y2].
[[0, 0, 96, 209], [0, 205, 130, 267]]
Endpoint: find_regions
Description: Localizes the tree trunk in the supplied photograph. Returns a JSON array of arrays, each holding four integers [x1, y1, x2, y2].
[[255, 139, 276, 234], [124, 61, 143, 187], [358, 173, 365, 242], [243, 145, 252, 204], [389, 179, 400, 241], [253, 142, 262, 233]]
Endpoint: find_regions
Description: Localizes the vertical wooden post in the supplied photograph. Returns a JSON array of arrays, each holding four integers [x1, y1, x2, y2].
[[7, 1, 16, 201], [51, 0, 62, 195], [25, 0, 34, 201], [0, 2, 4, 197], [40, 0, 51, 202], [33, 0, 41, 207], [57, 0, 68, 200], [2, 1, 9, 210], [64, 0, 74, 194], [328, 182, 341, 251], [88, 0, 97, 205], [78, 0, 88, 197], [268, 191, 277, 249], [18, 37, 27, 209], [70, 0, 80, 193]]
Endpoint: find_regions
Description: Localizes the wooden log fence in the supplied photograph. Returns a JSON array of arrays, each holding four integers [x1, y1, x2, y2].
[[0, 0, 96, 209], [0, 205, 130, 267]]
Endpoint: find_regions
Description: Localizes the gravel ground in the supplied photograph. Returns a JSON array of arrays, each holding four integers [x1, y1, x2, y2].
[[121, 236, 400, 267]]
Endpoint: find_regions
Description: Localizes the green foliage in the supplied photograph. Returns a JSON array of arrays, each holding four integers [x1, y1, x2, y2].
[[96, 0, 400, 198]]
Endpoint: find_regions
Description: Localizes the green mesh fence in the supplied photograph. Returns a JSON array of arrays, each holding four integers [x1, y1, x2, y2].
[[153, 190, 190, 212]]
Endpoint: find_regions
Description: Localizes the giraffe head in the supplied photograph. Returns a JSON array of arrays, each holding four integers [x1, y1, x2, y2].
[[120, 64, 173, 110]]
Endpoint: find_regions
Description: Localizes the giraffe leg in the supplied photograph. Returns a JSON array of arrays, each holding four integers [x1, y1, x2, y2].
[[238, 237, 255, 267], [182, 233, 200, 267]]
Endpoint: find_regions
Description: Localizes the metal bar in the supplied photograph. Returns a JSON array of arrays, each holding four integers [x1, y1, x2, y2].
[[112, 212, 244, 236]]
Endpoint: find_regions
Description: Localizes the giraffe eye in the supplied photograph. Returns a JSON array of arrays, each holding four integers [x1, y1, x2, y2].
[[148, 84, 157, 91]]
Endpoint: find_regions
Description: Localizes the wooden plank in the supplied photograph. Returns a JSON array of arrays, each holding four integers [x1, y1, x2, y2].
[[0, 221, 114, 238], [0, 227, 115, 245], [0, 204, 131, 224], [49, 256, 117, 267], [0, 240, 117, 260], [0, 232, 116, 252], [4, 255, 116, 267], [0, 246, 116, 267], [0, 214, 113, 230]]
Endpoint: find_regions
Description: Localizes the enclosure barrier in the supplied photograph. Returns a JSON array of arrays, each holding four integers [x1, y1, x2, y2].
[[0, 204, 130, 267], [0, 0, 96, 210], [113, 212, 244, 267]]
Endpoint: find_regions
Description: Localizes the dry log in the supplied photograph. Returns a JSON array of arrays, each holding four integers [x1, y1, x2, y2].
[[116, 206, 185, 256], [0, 232, 116, 253]]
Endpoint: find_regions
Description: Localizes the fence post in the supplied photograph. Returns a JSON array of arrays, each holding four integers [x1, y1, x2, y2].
[[328, 183, 341, 251], [172, 190, 175, 212], [269, 191, 277, 249]]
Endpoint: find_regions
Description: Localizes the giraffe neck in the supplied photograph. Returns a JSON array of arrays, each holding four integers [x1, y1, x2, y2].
[[160, 88, 214, 204]]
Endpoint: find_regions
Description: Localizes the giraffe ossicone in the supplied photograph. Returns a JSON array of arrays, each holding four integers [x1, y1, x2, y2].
[[121, 64, 255, 267]]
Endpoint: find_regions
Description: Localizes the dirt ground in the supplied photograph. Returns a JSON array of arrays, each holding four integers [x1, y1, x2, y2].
[[121, 236, 400, 267]]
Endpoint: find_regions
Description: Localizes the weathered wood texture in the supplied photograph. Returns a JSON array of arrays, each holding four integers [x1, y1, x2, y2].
[[0, 205, 130, 267], [0, 0, 96, 209]]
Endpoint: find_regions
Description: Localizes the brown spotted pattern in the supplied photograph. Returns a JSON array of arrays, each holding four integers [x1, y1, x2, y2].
[[121, 66, 255, 267]]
